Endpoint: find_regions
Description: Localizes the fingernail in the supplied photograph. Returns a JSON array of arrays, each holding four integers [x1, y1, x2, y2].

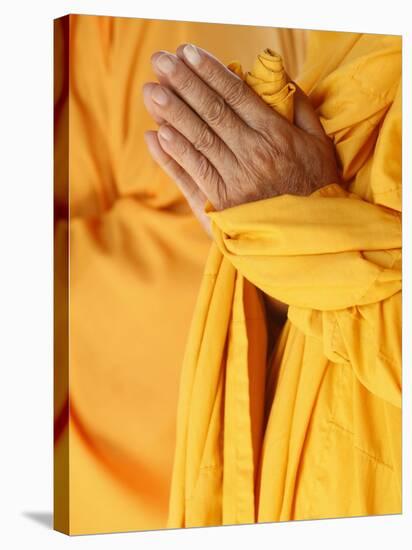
[[158, 126, 174, 141], [156, 53, 176, 74], [151, 86, 168, 106], [183, 44, 201, 66]]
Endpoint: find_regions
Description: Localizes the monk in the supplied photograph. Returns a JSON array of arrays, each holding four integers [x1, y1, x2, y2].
[[143, 33, 401, 526]]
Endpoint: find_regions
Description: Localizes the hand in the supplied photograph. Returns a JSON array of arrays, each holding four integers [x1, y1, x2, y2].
[[142, 44, 340, 235]]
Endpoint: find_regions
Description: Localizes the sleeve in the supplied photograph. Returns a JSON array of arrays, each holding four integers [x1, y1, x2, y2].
[[206, 79, 402, 407], [207, 183, 401, 311]]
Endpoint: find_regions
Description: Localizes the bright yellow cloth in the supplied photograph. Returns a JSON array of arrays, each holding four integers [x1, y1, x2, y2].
[[54, 15, 307, 535], [167, 32, 401, 527]]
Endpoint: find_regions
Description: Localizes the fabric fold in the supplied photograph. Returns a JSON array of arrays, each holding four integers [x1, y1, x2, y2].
[[208, 183, 401, 310]]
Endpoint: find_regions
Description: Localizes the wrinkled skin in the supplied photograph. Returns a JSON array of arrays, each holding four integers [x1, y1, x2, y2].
[[143, 43, 340, 323]]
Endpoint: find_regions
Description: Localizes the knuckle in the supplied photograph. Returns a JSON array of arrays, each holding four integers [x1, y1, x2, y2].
[[202, 60, 219, 86], [250, 136, 279, 167], [171, 102, 188, 125], [173, 136, 189, 157], [177, 72, 195, 94], [263, 132, 296, 167], [204, 96, 227, 127], [196, 155, 213, 181], [194, 125, 216, 154], [224, 79, 249, 109]]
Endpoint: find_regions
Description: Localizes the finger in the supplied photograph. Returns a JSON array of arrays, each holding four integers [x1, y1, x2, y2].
[[142, 82, 166, 125], [174, 44, 288, 132], [144, 131, 211, 234], [143, 81, 237, 180], [156, 124, 224, 209], [150, 50, 256, 152], [292, 84, 328, 141]]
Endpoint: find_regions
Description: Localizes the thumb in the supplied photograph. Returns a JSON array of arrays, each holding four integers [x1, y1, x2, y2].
[[292, 83, 327, 141]]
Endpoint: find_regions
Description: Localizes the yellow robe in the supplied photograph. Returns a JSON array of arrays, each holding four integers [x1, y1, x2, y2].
[[53, 14, 306, 535], [167, 32, 401, 527]]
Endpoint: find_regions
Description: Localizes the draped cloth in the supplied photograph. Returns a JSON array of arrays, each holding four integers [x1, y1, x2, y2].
[[167, 33, 402, 527]]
